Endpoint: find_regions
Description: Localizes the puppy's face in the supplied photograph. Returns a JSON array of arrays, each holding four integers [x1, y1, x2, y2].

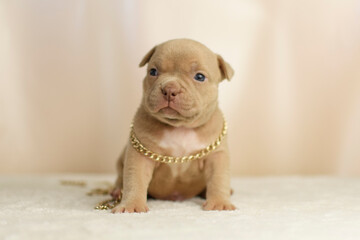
[[139, 39, 233, 127]]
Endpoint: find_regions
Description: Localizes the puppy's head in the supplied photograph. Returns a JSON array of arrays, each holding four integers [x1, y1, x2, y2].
[[139, 39, 234, 127]]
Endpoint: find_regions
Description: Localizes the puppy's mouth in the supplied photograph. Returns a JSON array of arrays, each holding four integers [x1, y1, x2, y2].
[[159, 106, 181, 119], [145, 91, 199, 124]]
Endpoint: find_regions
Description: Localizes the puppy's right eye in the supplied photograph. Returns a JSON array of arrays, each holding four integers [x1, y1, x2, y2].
[[149, 68, 158, 76]]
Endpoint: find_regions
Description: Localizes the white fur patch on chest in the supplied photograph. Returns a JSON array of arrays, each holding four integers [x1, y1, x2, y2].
[[158, 128, 206, 177], [158, 128, 206, 157]]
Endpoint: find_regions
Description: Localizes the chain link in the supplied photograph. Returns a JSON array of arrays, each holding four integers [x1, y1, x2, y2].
[[130, 116, 227, 164]]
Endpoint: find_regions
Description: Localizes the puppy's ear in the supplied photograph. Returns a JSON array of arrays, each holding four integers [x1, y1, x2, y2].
[[217, 54, 234, 81], [139, 46, 157, 67]]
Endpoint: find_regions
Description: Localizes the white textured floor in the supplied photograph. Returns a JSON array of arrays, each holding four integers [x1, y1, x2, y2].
[[1, 174, 360, 240]]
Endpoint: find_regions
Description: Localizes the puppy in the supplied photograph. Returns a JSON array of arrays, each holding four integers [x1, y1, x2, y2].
[[112, 39, 235, 213]]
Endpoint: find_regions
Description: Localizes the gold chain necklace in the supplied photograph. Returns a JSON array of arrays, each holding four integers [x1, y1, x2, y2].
[[130, 115, 227, 164]]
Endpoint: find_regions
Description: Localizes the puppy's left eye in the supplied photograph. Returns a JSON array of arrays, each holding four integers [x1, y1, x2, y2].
[[194, 73, 206, 82]]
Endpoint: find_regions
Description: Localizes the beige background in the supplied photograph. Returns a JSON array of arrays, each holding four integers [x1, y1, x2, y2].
[[1, 0, 360, 176]]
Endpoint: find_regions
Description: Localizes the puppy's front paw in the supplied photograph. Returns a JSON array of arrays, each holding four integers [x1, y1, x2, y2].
[[111, 203, 149, 213], [203, 200, 236, 211]]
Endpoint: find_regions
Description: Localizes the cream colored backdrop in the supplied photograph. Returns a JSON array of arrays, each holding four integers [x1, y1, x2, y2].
[[1, 0, 360, 175]]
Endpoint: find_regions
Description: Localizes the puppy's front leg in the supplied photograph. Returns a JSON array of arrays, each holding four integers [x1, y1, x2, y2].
[[203, 151, 236, 211], [112, 145, 155, 213]]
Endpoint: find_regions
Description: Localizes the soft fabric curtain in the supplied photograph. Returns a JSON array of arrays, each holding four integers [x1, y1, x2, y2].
[[1, 0, 359, 175]]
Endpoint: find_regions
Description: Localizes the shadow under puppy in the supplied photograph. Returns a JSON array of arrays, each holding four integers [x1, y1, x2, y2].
[[112, 39, 235, 213]]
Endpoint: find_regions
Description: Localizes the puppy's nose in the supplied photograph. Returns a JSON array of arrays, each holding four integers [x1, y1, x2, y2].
[[161, 84, 180, 101]]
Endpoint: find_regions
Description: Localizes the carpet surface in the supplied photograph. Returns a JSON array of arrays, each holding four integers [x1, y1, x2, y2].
[[1, 174, 360, 240]]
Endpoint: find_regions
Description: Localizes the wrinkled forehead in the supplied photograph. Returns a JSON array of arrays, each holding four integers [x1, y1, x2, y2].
[[150, 42, 218, 73]]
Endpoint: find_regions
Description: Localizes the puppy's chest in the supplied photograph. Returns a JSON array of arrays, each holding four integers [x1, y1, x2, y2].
[[157, 128, 206, 176], [158, 128, 205, 157]]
